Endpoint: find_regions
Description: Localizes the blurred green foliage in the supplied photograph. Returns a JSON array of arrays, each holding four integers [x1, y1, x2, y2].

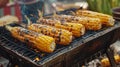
[[87, 0, 120, 15]]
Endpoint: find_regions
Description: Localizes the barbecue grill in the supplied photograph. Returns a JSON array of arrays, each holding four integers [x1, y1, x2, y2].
[[0, 9, 120, 67]]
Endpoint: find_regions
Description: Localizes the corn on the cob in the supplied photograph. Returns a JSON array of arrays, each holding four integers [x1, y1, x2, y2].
[[5, 25, 56, 53], [75, 10, 115, 26], [49, 15, 102, 30], [37, 18, 85, 37], [0, 15, 19, 26], [28, 24, 72, 45]]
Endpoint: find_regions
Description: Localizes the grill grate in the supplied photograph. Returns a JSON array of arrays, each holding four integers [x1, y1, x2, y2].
[[0, 30, 44, 62], [0, 22, 119, 66], [0, 26, 70, 65], [0, 25, 115, 63]]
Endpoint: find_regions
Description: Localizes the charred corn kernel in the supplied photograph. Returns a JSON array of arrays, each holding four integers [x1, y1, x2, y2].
[[37, 18, 85, 37], [28, 24, 72, 45], [75, 10, 115, 26], [50, 15, 102, 30], [5, 25, 56, 53]]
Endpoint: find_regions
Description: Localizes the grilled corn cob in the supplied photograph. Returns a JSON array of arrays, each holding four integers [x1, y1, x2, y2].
[[0, 15, 19, 26], [28, 24, 72, 45], [5, 25, 56, 53], [49, 15, 102, 30], [37, 18, 85, 37], [75, 10, 115, 26]]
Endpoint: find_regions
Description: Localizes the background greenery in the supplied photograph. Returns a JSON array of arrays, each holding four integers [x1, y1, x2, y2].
[[86, 0, 120, 15]]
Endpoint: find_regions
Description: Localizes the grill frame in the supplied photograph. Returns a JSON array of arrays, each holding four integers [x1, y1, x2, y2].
[[0, 8, 120, 67], [0, 22, 119, 67]]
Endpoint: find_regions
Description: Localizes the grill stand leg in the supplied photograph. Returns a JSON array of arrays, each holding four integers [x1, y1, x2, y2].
[[7, 60, 23, 67], [105, 48, 117, 67], [7, 62, 16, 67]]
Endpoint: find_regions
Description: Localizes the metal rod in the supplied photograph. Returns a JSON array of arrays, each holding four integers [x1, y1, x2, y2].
[[105, 48, 117, 67]]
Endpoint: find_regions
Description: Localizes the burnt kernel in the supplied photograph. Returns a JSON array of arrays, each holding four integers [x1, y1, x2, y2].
[[51, 23, 55, 26], [87, 12, 90, 14], [41, 30, 43, 33], [19, 32, 23, 36], [24, 38, 29, 43], [76, 19, 79, 21], [69, 28, 72, 31], [58, 37, 61, 42], [58, 30, 62, 42], [45, 30, 47, 34], [87, 20, 90, 23], [71, 25, 73, 27], [47, 32, 51, 35]]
